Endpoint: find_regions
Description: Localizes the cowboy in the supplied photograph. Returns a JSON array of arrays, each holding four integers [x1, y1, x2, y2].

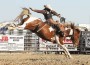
[[30, 5, 64, 37]]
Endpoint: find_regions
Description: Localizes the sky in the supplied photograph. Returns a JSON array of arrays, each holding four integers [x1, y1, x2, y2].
[[0, 0, 90, 24]]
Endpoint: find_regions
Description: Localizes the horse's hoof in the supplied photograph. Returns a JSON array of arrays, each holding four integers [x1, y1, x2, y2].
[[69, 56, 73, 59]]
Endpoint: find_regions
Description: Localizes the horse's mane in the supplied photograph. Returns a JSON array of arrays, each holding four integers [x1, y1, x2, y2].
[[70, 23, 75, 29], [64, 22, 81, 33], [75, 28, 80, 33]]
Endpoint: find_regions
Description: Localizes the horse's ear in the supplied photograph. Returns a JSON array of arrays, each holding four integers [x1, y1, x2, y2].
[[70, 23, 75, 29]]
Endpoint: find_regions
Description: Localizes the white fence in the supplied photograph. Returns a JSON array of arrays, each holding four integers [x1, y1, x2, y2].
[[0, 29, 78, 52], [39, 38, 78, 52], [0, 30, 39, 51], [0, 35, 24, 51]]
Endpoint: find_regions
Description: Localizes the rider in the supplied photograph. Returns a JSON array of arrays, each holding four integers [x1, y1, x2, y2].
[[30, 5, 64, 37]]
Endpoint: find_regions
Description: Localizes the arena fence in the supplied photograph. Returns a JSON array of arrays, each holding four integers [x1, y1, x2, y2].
[[0, 29, 78, 52], [79, 31, 90, 54], [0, 29, 90, 54], [0, 29, 39, 52]]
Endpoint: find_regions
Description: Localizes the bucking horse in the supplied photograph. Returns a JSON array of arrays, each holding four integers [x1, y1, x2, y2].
[[3, 8, 88, 59]]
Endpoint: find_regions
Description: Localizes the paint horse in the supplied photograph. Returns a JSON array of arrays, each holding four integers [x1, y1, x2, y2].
[[1, 7, 86, 59], [14, 15, 82, 59], [8, 8, 85, 59]]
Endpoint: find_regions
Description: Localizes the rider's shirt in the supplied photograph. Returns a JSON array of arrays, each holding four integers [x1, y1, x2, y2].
[[43, 8, 53, 20]]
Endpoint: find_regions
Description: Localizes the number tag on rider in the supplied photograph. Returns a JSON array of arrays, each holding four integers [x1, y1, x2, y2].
[[47, 12, 49, 14]]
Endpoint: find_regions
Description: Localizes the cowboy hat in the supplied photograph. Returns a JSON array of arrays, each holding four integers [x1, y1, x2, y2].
[[44, 5, 53, 10]]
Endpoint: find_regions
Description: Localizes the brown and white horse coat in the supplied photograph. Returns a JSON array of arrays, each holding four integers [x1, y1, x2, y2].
[[16, 16, 75, 59]]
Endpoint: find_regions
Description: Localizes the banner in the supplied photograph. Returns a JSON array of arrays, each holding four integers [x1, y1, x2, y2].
[[0, 35, 24, 51], [39, 38, 77, 51]]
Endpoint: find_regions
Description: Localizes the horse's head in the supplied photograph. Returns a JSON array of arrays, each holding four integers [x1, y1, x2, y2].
[[70, 23, 81, 47], [73, 28, 80, 47], [64, 22, 81, 47]]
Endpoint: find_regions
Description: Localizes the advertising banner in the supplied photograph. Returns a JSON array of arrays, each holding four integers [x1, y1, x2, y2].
[[0, 35, 24, 51], [39, 37, 77, 51]]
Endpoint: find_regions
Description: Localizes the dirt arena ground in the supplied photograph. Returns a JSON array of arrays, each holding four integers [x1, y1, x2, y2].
[[0, 52, 90, 65]]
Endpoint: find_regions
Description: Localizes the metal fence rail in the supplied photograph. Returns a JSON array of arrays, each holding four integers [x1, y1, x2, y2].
[[0, 29, 90, 54], [79, 31, 90, 54], [0, 30, 39, 52]]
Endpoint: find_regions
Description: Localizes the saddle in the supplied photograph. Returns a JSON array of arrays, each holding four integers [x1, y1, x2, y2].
[[45, 21, 64, 37]]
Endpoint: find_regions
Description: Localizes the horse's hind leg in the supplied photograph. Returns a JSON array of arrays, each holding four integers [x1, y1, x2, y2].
[[55, 35, 73, 59]]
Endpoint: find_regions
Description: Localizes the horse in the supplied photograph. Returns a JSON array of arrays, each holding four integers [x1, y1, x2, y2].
[[6, 8, 85, 59], [13, 15, 82, 59]]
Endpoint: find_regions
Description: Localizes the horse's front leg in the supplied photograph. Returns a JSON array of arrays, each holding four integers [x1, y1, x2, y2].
[[55, 35, 73, 59]]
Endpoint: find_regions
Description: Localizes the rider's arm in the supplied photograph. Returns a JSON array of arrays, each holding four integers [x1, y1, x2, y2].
[[51, 10, 60, 18], [30, 8, 46, 14]]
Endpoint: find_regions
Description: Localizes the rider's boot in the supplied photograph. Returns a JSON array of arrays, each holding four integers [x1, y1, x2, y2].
[[54, 24, 64, 37]]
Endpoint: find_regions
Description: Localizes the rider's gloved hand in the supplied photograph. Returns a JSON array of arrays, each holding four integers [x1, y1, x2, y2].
[[57, 14, 61, 18], [29, 7, 33, 11]]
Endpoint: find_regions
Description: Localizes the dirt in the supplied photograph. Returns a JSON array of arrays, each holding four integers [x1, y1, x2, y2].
[[0, 53, 90, 65]]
